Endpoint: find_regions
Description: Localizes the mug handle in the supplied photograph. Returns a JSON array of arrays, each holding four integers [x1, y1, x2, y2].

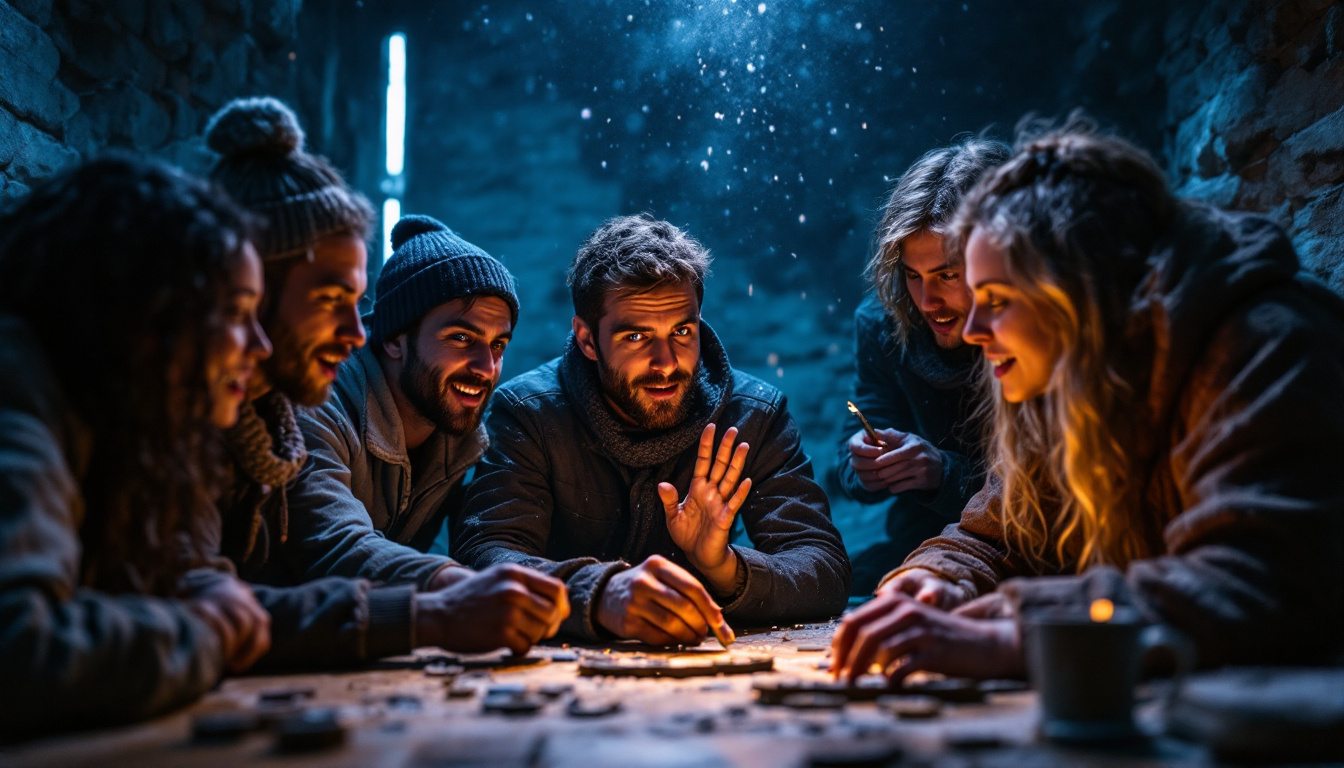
[[1138, 624, 1196, 707]]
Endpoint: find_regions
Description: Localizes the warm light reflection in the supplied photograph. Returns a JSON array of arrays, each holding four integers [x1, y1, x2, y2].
[[1089, 598, 1114, 623]]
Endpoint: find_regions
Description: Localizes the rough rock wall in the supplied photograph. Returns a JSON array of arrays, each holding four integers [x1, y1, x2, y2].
[[0, 0, 303, 205], [1162, 0, 1344, 291]]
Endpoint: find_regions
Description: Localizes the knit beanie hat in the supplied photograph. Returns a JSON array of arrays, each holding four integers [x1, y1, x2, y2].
[[204, 96, 374, 260], [368, 215, 520, 345]]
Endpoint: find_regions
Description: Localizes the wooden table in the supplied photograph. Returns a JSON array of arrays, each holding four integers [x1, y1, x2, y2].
[[2, 622, 1206, 768]]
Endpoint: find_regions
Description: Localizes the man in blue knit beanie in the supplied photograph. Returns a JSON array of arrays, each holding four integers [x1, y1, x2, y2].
[[282, 213, 569, 653]]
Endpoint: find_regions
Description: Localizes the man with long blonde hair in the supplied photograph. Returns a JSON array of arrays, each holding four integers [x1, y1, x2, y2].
[[832, 119, 1344, 681]]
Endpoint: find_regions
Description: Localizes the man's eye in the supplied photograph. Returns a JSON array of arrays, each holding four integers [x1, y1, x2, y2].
[[904, 271, 920, 281], [940, 272, 960, 281], [491, 339, 508, 351], [448, 333, 471, 343], [625, 333, 645, 342], [673, 327, 691, 337]]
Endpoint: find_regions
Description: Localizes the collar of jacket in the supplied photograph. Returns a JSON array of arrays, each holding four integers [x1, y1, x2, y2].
[[340, 344, 489, 478], [557, 319, 735, 469]]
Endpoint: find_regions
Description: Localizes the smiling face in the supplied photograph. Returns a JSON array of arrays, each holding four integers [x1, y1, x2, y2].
[[961, 227, 1063, 403], [393, 295, 514, 436], [205, 243, 272, 428], [574, 281, 702, 431], [901, 229, 973, 349], [260, 233, 369, 406]]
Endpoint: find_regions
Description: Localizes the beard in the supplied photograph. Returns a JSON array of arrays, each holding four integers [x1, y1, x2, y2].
[[596, 348, 698, 431], [399, 336, 492, 436], [262, 320, 347, 407]]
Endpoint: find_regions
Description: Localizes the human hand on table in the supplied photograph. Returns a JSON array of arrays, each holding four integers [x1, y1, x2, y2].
[[659, 423, 751, 595], [596, 555, 732, 646], [415, 563, 569, 655], [830, 591, 1023, 683], [848, 428, 944, 495], [185, 574, 272, 673], [877, 567, 971, 610]]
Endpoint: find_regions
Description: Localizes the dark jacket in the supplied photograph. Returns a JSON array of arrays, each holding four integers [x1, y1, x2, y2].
[[283, 343, 482, 578], [836, 296, 986, 558], [454, 325, 851, 640], [896, 206, 1344, 668], [0, 317, 222, 738], [214, 389, 420, 668]]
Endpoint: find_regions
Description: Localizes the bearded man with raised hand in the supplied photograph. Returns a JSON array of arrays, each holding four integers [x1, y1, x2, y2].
[[454, 214, 850, 644]]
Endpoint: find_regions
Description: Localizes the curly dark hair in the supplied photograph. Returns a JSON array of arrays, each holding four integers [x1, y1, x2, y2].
[[567, 214, 713, 330], [0, 154, 255, 595]]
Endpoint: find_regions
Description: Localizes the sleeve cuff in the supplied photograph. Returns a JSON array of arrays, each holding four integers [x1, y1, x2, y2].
[[364, 584, 417, 660]]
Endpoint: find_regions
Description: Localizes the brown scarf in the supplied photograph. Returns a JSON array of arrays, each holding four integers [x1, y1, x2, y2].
[[224, 390, 307, 554]]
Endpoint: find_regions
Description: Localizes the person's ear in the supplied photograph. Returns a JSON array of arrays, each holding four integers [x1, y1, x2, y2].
[[382, 333, 407, 361], [572, 316, 599, 362]]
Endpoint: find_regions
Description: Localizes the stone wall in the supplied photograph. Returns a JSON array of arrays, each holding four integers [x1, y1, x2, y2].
[[0, 0, 304, 205], [1161, 0, 1344, 292]]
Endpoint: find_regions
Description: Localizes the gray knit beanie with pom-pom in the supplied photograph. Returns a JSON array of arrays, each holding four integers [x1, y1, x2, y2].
[[368, 215, 519, 346], [204, 96, 374, 260]]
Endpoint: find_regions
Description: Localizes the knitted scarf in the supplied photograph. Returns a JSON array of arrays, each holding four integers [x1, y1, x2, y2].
[[558, 322, 734, 561], [224, 390, 307, 555], [904, 322, 981, 390]]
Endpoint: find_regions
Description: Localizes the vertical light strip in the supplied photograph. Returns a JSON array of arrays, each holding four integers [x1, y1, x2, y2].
[[383, 32, 407, 263], [386, 33, 406, 176], [382, 197, 401, 262]]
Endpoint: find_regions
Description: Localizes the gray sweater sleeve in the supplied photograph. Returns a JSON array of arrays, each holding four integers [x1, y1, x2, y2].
[[452, 394, 627, 641], [0, 407, 223, 739], [283, 403, 454, 589]]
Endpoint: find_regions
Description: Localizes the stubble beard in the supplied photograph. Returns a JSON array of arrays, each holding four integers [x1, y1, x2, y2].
[[596, 348, 698, 431], [399, 336, 491, 436]]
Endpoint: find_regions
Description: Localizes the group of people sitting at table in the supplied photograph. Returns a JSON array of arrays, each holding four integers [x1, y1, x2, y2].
[[0, 95, 1339, 740]]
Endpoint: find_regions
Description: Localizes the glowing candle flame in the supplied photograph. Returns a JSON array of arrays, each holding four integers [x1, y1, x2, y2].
[[1090, 598, 1114, 623]]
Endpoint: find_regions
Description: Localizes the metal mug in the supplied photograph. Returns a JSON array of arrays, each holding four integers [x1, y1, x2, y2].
[[1023, 606, 1193, 743]]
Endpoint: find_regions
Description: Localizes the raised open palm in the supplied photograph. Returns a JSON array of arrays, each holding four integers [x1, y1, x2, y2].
[[659, 423, 752, 576]]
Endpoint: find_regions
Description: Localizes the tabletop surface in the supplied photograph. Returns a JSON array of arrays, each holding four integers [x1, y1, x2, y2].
[[3, 622, 1206, 768]]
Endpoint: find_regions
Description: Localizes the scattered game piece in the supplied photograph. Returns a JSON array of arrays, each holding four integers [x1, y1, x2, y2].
[[946, 732, 1004, 750], [191, 711, 260, 741], [255, 704, 304, 727], [876, 694, 943, 719], [903, 678, 985, 704], [815, 659, 831, 670], [385, 694, 422, 711], [424, 663, 465, 678], [978, 679, 1030, 695], [579, 654, 772, 679], [753, 678, 891, 705], [796, 644, 829, 652], [567, 697, 622, 718], [710, 618, 736, 648], [460, 651, 547, 671], [259, 687, 315, 704], [537, 683, 573, 699], [807, 742, 903, 768], [482, 692, 544, 715], [276, 708, 346, 753], [486, 683, 528, 696], [781, 692, 847, 710], [550, 651, 579, 662], [446, 682, 477, 699]]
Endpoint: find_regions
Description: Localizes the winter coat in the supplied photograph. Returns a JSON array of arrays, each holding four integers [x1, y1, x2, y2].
[[453, 323, 852, 640], [0, 317, 222, 738], [894, 206, 1344, 668], [835, 295, 987, 563]]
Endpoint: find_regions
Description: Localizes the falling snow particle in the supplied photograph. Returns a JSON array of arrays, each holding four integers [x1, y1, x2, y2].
[[748, 284, 754, 297], [758, 2, 766, 12], [700, 160, 709, 171], [776, 368, 784, 378], [714, 112, 725, 120], [862, 122, 868, 129], [580, 108, 592, 119], [747, 62, 756, 72], [912, 66, 918, 73], [767, 352, 779, 367], [768, 125, 775, 132], [829, 127, 837, 135], [601, 161, 607, 169], [798, 214, 806, 224], [526, 12, 532, 21], [627, 14, 633, 21], [855, 22, 862, 29]]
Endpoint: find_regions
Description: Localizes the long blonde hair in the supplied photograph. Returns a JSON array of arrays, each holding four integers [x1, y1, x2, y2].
[[947, 116, 1178, 573]]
